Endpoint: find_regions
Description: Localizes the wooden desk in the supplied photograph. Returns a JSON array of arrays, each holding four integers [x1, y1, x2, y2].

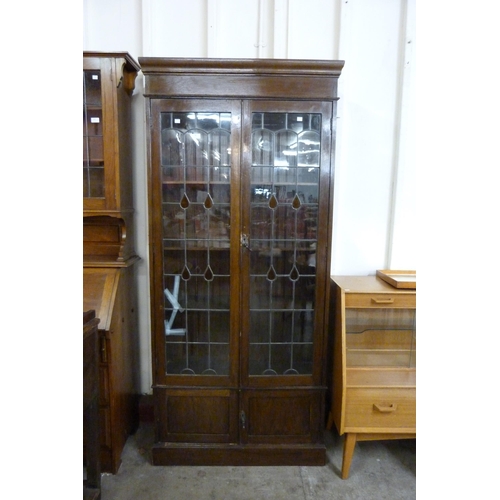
[[83, 265, 139, 473]]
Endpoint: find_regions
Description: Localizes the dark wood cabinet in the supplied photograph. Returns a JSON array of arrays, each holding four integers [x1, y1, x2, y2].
[[83, 51, 141, 265], [83, 52, 140, 473], [140, 57, 344, 465]]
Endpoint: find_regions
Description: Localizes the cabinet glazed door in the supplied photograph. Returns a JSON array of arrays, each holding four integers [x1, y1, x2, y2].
[[240, 100, 333, 386], [83, 66, 104, 199], [83, 57, 119, 212], [83, 60, 106, 206], [149, 99, 242, 388], [239, 100, 333, 444]]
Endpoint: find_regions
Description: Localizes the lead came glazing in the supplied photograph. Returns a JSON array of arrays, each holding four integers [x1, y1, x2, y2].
[[249, 112, 320, 376], [161, 111, 232, 375]]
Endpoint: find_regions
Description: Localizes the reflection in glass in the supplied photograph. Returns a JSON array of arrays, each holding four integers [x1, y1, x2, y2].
[[345, 309, 416, 368], [161, 111, 232, 376], [249, 112, 321, 376]]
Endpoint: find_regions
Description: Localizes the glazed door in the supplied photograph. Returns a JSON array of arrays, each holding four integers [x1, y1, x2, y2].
[[83, 57, 117, 211], [240, 100, 333, 386], [239, 100, 334, 444], [149, 99, 242, 388]]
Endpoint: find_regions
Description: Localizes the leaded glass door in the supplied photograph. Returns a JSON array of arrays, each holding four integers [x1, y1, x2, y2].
[[240, 101, 333, 387], [82, 55, 116, 212], [150, 99, 241, 387]]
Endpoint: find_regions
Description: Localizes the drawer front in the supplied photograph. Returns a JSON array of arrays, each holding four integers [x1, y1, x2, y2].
[[345, 293, 415, 309], [344, 387, 416, 430]]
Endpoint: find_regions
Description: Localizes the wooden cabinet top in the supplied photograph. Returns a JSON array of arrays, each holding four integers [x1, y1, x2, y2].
[[139, 57, 344, 75], [139, 57, 344, 100], [84, 51, 140, 72]]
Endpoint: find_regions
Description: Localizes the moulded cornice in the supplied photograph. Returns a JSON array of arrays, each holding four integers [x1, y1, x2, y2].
[[139, 57, 344, 77]]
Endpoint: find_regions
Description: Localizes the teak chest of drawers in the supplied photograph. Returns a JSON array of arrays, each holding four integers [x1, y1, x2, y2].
[[327, 276, 416, 478]]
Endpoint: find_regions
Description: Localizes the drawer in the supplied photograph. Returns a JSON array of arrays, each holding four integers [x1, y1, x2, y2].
[[344, 387, 416, 430], [345, 293, 415, 309]]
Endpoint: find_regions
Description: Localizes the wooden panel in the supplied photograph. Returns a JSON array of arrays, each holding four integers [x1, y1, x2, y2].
[[83, 311, 100, 499], [83, 316, 99, 406], [83, 215, 138, 263], [141, 58, 343, 100], [84, 223, 121, 242], [156, 388, 238, 444], [248, 396, 310, 436], [99, 407, 112, 449], [344, 387, 416, 431], [98, 364, 109, 404], [145, 74, 338, 100], [152, 443, 326, 466], [83, 268, 120, 332], [347, 330, 414, 350], [242, 390, 322, 445]]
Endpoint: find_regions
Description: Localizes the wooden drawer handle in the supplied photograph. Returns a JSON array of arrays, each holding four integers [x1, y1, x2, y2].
[[373, 403, 398, 413], [371, 297, 395, 304]]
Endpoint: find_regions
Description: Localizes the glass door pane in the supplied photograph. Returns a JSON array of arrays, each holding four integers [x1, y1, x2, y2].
[[345, 308, 417, 368], [248, 111, 322, 376], [83, 70, 104, 198], [161, 111, 232, 376]]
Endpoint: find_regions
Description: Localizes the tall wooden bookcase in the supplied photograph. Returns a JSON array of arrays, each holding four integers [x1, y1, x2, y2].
[[83, 52, 141, 473], [140, 57, 344, 466]]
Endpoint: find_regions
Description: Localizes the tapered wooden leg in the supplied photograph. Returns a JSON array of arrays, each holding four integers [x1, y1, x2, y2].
[[341, 433, 357, 479]]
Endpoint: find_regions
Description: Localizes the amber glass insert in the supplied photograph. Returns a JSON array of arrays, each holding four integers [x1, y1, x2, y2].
[[345, 308, 416, 368], [161, 111, 232, 375], [248, 112, 321, 376], [83, 70, 104, 198]]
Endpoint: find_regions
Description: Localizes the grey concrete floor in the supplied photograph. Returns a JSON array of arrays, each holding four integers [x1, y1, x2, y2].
[[100, 423, 415, 499]]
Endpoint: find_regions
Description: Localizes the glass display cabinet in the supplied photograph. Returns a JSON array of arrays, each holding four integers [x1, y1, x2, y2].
[[83, 52, 139, 212], [83, 52, 140, 474], [83, 51, 140, 264], [140, 57, 344, 466], [327, 275, 416, 478]]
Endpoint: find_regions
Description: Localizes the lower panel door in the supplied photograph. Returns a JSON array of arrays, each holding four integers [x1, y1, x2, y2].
[[240, 388, 324, 445], [155, 387, 239, 444]]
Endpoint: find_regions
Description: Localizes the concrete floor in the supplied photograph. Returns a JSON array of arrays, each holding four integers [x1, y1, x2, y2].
[[101, 423, 416, 499]]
